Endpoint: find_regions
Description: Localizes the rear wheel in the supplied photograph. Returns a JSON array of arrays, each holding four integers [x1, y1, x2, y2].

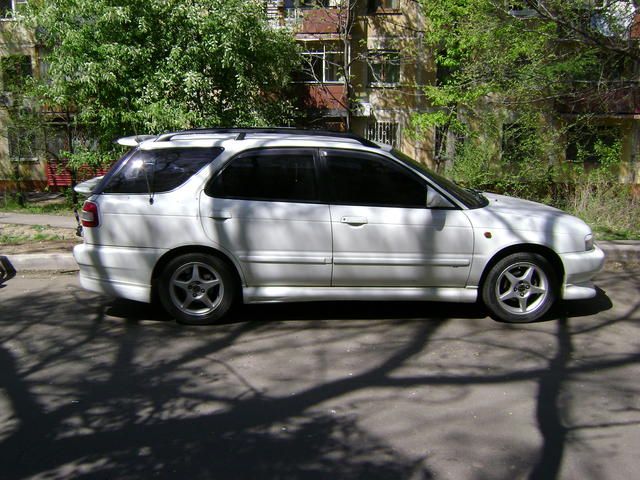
[[482, 252, 557, 323], [158, 253, 236, 325]]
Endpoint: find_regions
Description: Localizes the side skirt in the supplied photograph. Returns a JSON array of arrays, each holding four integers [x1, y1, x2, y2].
[[243, 286, 478, 304]]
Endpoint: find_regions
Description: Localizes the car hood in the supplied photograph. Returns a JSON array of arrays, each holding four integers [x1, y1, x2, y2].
[[466, 192, 591, 237], [482, 192, 562, 214]]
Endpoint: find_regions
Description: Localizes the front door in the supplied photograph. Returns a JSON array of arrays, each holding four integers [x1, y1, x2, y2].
[[322, 149, 474, 287]]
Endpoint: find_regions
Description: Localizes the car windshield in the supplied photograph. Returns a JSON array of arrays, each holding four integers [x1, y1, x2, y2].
[[391, 149, 488, 209]]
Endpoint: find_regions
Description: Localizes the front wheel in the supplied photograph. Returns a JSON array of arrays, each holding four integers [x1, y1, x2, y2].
[[158, 253, 236, 325], [482, 252, 558, 323]]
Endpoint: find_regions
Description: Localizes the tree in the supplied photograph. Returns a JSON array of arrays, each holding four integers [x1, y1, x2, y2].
[[21, 0, 299, 169], [414, 0, 639, 179]]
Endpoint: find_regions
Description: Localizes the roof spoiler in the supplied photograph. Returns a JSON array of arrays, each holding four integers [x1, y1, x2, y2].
[[116, 135, 156, 147]]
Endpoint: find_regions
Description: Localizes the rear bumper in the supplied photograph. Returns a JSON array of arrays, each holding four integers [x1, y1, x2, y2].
[[73, 243, 165, 304], [559, 245, 605, 300]]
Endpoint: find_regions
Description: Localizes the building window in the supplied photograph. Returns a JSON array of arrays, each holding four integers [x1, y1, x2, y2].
[[506, 1, 538, 18], [0, 0, 27, 19], [434, 126, 446, 161], [367, 0, 400, 13], [501, 122, 538, 163], [566, 125, 620, 166], [1, 55, 32, 92], [365, 121, 399, 147], [284, 0, 332, 8], [8, 126, 38, 162], [296, 47, 344, 83], [368, 50, 400, 87]]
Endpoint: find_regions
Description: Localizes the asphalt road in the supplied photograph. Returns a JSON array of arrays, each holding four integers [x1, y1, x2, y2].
[[0, 264, 639, 480]]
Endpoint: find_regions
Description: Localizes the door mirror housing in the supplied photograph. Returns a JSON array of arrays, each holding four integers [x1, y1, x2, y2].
[[426, 187, 455, 209]]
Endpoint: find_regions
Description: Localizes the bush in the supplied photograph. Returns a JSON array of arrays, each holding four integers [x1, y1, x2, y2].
[[447, 138, 639, 240]]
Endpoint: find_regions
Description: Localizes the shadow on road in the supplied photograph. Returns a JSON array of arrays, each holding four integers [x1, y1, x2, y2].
[[0, 270, 637, 479]]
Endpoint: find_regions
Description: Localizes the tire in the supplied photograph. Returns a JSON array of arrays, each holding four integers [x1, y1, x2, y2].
[[158, 253, 236, 325], [481, 252, 558, 323]]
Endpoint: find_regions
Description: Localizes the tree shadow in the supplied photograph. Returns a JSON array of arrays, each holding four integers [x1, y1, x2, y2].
[[0, 269, 636, 480]]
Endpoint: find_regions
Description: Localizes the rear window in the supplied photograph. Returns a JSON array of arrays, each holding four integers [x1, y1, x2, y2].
[[100, 147, 223, 194]]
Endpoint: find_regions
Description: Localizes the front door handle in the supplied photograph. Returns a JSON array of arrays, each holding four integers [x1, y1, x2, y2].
[[341, 216, 368, 226], [210, 210, 232, 220]]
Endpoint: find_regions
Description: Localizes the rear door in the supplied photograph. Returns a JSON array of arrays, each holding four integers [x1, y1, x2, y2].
[[200, 148, 332, 287], [322, 149, 474, 287]]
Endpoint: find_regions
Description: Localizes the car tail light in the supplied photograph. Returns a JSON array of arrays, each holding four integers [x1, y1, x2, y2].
[[81, 201, 99, 228]]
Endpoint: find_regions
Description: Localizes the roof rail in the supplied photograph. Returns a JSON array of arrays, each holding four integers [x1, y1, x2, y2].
[[155, 128, 381, 148]]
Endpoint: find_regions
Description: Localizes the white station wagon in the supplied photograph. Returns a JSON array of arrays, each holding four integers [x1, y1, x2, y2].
[[74, 128, 605, 324]]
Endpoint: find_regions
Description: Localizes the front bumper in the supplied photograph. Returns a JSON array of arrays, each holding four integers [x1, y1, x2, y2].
[[559, 244, 606, 300]]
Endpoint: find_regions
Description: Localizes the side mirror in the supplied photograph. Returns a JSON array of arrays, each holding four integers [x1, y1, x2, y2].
[[426, 186, 454, 209]]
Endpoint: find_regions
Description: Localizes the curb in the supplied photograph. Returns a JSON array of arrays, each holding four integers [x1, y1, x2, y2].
[[5, 253, 79, 272], [597, 241, 640, 263], [1, 242, 638, 274]]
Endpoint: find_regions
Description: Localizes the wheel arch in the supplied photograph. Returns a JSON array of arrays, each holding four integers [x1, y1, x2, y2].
[[151, 246, 245, 302], [479, 244, 565, 292]]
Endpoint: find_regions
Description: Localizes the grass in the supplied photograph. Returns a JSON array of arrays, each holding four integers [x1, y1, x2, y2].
[[0, 194, 74, 215], [556, 181, 640, 241], [0, 224, 69, 244]]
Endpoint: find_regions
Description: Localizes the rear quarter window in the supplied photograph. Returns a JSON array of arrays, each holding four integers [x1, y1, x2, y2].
[[101, 147, 223, 194], [205, 148, 318, 202]]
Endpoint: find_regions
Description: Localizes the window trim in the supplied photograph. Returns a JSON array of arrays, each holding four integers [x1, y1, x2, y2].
[[296, 47, 345, 85], [205, 147, 324, 204]]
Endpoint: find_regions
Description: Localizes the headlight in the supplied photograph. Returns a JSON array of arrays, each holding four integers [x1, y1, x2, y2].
[[585, 233, 594, 251]]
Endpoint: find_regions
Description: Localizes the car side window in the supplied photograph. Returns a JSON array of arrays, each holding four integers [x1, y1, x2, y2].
[[324, 149, 426, 207], [102, 147, 223, 194], [206, 149, 318, 202]]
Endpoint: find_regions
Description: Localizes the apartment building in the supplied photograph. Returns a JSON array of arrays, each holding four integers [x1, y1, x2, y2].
[[1, 1, 637, 191], [0, 0, 44, 191], [268, 0, 640, 177]]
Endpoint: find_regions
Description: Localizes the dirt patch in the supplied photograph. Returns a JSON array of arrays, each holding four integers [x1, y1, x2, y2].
[[0, 224, 81, 254]]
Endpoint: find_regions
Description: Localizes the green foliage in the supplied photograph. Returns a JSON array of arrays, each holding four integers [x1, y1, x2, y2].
[[449, 126, 639, 239], [0, 191, 75, 214], [20, 0, 299, 162], [416, 0, 636, 155], [0, 224, 68, 244], [416, 0, 638, 238], [560, 178, 639, 241], [418, 0, 633, 105]]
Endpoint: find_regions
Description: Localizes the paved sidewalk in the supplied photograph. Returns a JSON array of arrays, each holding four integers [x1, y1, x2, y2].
[[0, 212, 77, 229], [1, 212, 639, 272]]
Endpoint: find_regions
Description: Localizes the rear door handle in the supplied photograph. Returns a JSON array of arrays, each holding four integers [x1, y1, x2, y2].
[[341, 216, 368, 226], [210, 210, 232, 220]]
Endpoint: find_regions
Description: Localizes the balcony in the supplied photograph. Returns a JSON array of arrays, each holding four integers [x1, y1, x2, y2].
[[285, 7, 348, 37], [294, 83, 347, 116]]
